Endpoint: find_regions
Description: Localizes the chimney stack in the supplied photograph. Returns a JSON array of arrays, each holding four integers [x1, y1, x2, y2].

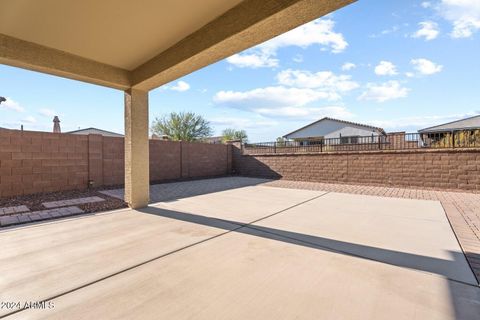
[[53, 116, 61, 133]]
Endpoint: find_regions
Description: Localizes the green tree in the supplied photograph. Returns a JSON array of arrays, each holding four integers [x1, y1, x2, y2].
[[151, 112, 212, 142], [222, 128, 248, 142], [276, 136, 287, 147]]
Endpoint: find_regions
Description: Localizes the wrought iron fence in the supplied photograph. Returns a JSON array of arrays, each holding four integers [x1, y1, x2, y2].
[[243, 130, 480, 155]]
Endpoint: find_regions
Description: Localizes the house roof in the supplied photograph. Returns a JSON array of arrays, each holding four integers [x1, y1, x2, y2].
[[418, 115, 480, 133], [283, 117, 386, 138], [66, 128, 124, 137]]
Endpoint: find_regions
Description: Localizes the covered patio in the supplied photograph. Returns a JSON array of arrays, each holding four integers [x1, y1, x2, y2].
[[1, 0, 354, 208], [2, 1, 480, 319], [1, 177, 479, 319]]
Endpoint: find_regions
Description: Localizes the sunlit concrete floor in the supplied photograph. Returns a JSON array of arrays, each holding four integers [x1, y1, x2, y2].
[[1, 177, 479, 319]]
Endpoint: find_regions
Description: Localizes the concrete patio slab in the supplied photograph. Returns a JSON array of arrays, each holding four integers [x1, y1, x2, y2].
[[0, 184, 322, 316], [10, 225, 480, 320], [155, 185, 324, 223], [252, 192, 477, 285], [0, 208, 239, 317], [1, 178, 479, 319]]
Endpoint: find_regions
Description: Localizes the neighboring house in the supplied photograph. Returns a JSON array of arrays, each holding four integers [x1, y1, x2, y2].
[[67, 127, 124, 137], [418, 115, 480, 147], [283, 117, 386, 145], [418, 115, 480, 134]]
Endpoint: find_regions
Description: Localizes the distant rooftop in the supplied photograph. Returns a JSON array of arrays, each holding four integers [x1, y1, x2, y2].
[[66, 127, 124, 137], [283, 117, 386, 138], [418, 115, 480, 133]]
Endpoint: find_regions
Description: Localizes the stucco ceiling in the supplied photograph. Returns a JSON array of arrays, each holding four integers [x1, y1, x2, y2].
[[0, 0, 356, 90], [0, 0, 243, 70]]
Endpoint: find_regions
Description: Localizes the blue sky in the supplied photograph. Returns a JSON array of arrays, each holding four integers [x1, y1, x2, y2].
[[1, 0, 479, 141]]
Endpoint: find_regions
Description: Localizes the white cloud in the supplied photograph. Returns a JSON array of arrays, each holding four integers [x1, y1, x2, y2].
[[412, 21, 440, 40], [226, 18, 347, 69], [0, 97, 24, 112], [276, 69, 359, 92], [374, 61, 398, 76], [21, 116, 37, 124], [210, 117, 278, 129], [421, 2, 432, 8], [411, 58, 443, 75], [214, 86, 337, 109], [437, 0, 480, 38], [226, 53, 278, 68], [293, 54, 303, 63], [369, 25, 400, 38], [214, 68, 359, 110], [214, 68, 359, 119], [341, 62, 356, 71], [169, 81, 190, 92], [38, 108, 56, 117], [358, 81, 409, 102], [255, 106, 354, 120], [263, 19, 347, 53]]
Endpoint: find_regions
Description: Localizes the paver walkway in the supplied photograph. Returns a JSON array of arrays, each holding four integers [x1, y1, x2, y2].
[[100, 177, 270, 202], [0, 206, 84, 226], [0, 196, 108, 227], [42, 196, 105, 209], [0, 205, 29, 215]]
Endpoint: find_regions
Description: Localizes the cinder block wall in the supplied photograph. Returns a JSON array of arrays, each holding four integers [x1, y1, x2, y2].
[[0, 130, 89, 197], [232, 143, 480, 191], [0, 129, 232, 197]]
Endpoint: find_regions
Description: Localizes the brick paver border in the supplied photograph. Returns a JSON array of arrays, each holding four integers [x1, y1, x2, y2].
[[0, 206, 84, 227], [0, 205, 29, 216], [42, 196, 105, 209]]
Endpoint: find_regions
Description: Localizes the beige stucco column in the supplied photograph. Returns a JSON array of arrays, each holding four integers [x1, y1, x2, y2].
[[124, 89, 150, 208]]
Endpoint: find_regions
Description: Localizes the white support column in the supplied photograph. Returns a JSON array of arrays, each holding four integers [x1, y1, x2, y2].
[[124, 89, 149, 208]]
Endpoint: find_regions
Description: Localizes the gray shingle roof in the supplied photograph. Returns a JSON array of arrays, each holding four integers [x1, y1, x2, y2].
[[66, 127, 124, 137], [418, 115, 480, 133]]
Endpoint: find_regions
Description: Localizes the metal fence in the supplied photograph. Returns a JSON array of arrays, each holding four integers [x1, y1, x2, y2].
[[243, 131, 480, 155]]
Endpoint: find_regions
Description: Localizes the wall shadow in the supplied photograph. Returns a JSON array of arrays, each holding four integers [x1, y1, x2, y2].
[[232, 146, 283, 180], [148, 176, 274, 203], [139, 206, 476, 284]]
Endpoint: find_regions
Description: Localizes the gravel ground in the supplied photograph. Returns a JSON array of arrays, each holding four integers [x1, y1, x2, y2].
[[0, 188, 128, 214]]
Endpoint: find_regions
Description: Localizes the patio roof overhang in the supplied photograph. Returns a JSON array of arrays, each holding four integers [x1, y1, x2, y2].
[[0, 0, 356, 208]]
